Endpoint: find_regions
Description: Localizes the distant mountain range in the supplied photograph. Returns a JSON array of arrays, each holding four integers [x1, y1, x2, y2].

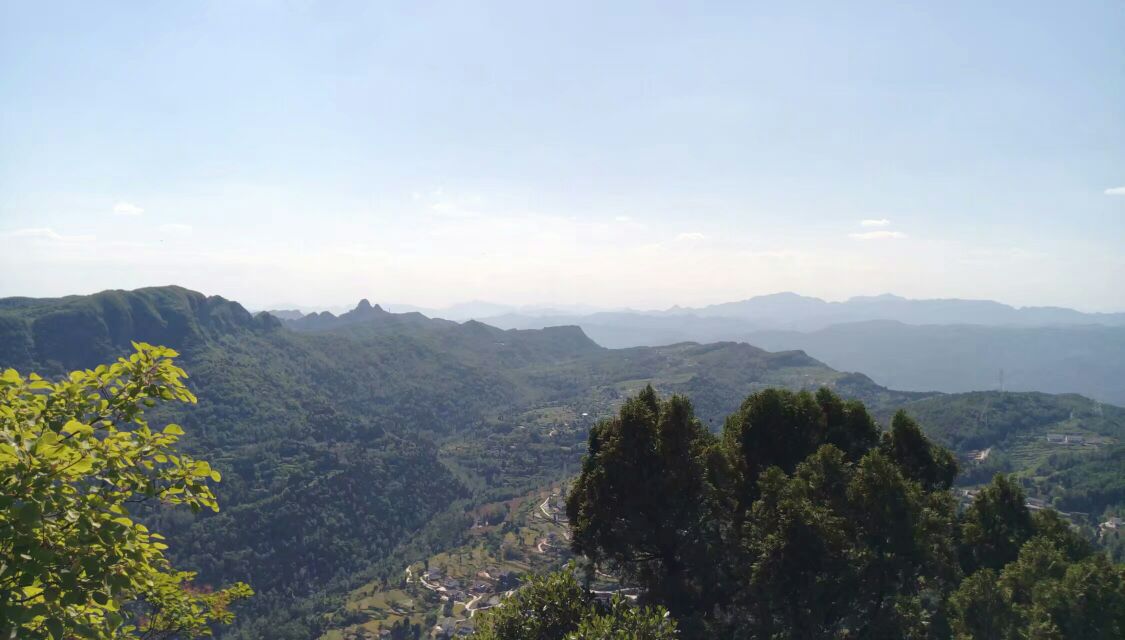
[[675, 292, 1125, 329], [743, 321, 1125, 405], [457, 293, 1125, 405], [271, 292, 1125, 328]]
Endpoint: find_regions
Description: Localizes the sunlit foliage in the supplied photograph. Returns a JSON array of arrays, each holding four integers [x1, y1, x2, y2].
[[0, 344, 251, 639]]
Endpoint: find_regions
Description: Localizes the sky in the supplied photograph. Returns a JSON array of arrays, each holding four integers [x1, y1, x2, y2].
[[1, 1, 1123, 312]]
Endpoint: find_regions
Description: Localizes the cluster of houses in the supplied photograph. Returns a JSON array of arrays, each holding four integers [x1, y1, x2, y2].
[[351, 489, 575, 639], [418, 566, 521, 638], [1044, 433, 1112, 447], [956, 489, 1097, 527], [539, 490, 569, 524], [430, 618, 474, 638], [963, 447, 991, 464], [1045, 433, 1087, 445]]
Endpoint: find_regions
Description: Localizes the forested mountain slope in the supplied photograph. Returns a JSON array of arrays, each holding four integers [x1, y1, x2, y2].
[[2, 286, 1123, 638]]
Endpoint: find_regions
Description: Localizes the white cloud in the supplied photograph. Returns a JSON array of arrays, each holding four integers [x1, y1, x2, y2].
[[675, 232, 706, 241], [113, 201, 144, 216], [415, 188, 482, 218], [960, 247, 1048, 264], [1105, 187, 1125, 196], [860, 218, 891, 227], [159, 223, 193, 235], [9, 227, 64, 240], [4, 227, 96, 243], [849, 230, 906, 240]]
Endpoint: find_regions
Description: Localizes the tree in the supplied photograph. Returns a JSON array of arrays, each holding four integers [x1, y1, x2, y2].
[[815, 387, 880, 462], [721, 388, 885, 513], [471, 567, 674, 640], [570, 595, 676, 639], [0, 343, 251, 639], [721, 389, 824, 507], [880, 410, 958, 491], [947, 569, 1015, 640], [737, 450, 856, 638], [567, 387, 967, 639], [843, 450, 958, 637], [959, 474, 1036, 574], [726, 444, 957, 639], [566, 388, 718, 622], [470, 568, 591, 640], [949, 536, 1125, 639]]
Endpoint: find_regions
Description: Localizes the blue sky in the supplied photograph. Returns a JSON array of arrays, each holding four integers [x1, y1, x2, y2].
[[1, 1, 1122, 311]]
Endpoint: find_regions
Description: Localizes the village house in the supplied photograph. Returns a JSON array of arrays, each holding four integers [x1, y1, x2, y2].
[[1046, 434, 1086, 445], [494, 570, 520, 590], [432, 618, 458, 639], [964, 448, 990, 463]]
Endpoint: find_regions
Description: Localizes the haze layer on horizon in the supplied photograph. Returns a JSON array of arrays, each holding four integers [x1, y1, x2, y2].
[[1, 1, 1123, 312]]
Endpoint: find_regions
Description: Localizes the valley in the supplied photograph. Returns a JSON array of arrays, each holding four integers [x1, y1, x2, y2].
[[1, 286, 1123, 638]]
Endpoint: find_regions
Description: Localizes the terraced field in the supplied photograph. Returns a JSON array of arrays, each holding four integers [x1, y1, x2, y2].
[[321, 486, 575, 640]]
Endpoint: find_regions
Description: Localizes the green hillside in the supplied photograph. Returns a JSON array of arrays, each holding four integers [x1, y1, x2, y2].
[[3, 286, 1123, 638], [892, 392, 1125, 515], [0, 287, 893, 638]]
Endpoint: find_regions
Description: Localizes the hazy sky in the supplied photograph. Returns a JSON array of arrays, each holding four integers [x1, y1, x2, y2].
[[2, 1, 1123, 311]]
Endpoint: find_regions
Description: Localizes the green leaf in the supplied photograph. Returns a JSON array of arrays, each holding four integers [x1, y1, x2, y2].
[[33, 431, 61, 455], [163, 424, 185, 436], [18, 502, 41, 525], [68, 458, 94, 474], [0, 443, 18, 464], [61, 419, 94, 436]]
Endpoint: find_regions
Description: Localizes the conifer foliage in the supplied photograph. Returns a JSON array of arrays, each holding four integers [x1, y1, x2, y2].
[[558, 387, 1125, 639]]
